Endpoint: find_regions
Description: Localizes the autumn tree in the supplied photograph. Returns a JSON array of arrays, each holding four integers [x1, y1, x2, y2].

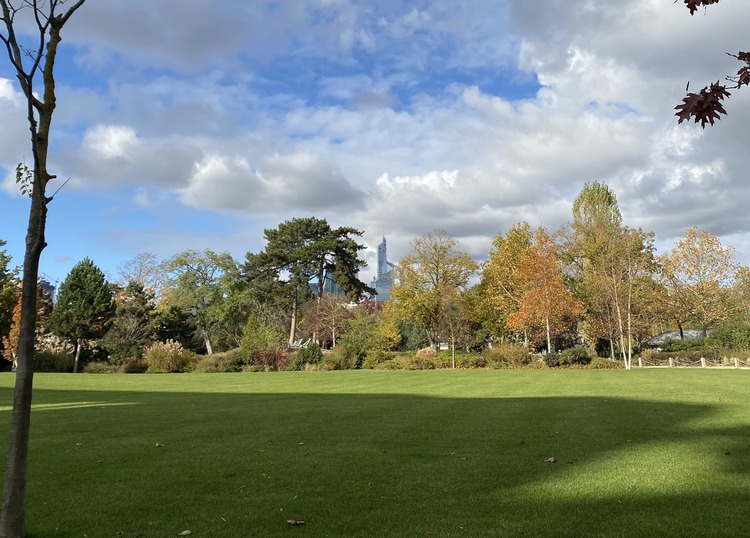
[[477, 222, 532, 341], [1, 2, 88, 533], [2, 282, 53, 368], [0, 241, 18, 362], [508, 227, 583, 354], [659, 227, 738, 336], [48, 258, 115, 373], [675, 1, 749, 127], [390, 230, 477, 349]]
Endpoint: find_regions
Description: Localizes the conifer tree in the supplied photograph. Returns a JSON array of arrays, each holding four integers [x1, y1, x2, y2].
[[48, 258, 115, 373]]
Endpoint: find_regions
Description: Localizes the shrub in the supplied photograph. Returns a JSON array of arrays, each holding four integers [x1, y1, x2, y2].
[[542, 353, 560, 368], [660, 337, 708, 352], [297, 343, 323, 366], [143, 340, 197, 373], [454, 352, 487, 369], [83, 362, 119, 374], [560, 346, 592, 366], [193, 349, 245, 373], [415, 347, 437, 359], [318, 347, 359, 370], [588, 357, 622, 369], [361, 350, 391, 369], [120, 358, 148, 373], [34, 351, 74, 373], [251, 347, 287, 371], [485, 344, 533, 368]]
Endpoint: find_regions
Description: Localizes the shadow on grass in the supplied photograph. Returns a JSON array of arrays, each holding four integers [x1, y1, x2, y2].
[[2, 387, 749, 537]]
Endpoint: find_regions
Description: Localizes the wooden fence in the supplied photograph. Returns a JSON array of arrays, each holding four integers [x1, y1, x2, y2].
[[637, 356, 750, 368]]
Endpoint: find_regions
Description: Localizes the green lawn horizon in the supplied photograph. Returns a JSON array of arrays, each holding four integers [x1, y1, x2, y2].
[[1, 369, 749, 537]]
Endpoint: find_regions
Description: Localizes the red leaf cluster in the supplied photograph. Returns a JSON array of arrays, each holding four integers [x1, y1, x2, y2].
[[682, 0, 721, 16], [675, 81, 730, 128]]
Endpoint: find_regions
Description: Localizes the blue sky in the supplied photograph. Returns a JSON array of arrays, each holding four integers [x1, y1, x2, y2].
[[2, 0, 750, 287]]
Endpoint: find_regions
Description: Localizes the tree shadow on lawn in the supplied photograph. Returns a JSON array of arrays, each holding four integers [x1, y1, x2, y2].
[[2, 388, 749, 537]]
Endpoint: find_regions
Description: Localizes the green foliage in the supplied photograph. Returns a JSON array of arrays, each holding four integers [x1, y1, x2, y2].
[[48, 258, 115, 343], [542, 346, 592, 368], [396, 319, 429, 350], [560, 345, 592, 366], [707, 320, 750, 351], [15, 162, 32, 198], [101, 281, 156, 364], [152, 305, 197, 351], [286, 343, 323, 371], [193, 349, 245, 373], [240, 315, 284, 355], [143, 340, 197, 373], [660, 337, 708, 352], [34, 351, 74, 373]]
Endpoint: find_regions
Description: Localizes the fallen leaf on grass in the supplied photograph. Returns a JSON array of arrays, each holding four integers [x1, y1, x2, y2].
[[725, 451, 732, 456], [545, 457, 557, 463], [287, 520, 305, 526], [155, 443, 164, 448], [178, 531, 191, 536]]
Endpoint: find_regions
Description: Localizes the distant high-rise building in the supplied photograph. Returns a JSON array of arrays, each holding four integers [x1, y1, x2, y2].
[[371, 236, 395, 302]]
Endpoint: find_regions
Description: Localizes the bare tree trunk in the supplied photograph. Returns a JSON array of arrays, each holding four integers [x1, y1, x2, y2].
[[1, 3, 87, 534], [288, 292, 298, 347], [73, 338, 82, 373]]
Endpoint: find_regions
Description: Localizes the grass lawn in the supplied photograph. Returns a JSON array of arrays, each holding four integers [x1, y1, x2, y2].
[[1, 369, 749, 537]]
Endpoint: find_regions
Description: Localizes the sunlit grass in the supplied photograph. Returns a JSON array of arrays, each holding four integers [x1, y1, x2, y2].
[[1, 369, 749, 537]]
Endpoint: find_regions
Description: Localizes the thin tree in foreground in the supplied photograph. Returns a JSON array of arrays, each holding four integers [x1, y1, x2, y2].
[[1, 1, 88, 536]]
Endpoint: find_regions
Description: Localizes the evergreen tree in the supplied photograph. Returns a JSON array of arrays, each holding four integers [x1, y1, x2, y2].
[[48, 258, 115, 372]]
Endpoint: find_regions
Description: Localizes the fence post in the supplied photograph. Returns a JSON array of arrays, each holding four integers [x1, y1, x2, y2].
[[701, 357, 706, 368], [669, 357, 673, 368], [736, 357, 740, 369], [638, 357, 642, 368]]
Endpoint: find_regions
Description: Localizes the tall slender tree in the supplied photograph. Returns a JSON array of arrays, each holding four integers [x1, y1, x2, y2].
[[1, 2, 88, 534]]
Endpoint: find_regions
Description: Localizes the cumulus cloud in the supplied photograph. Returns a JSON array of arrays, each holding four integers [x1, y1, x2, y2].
[[3, 0, 749, 281], [179, 152, 365, 213]]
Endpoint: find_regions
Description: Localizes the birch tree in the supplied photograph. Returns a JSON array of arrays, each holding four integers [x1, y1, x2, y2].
[[1, 1, 87, 535]]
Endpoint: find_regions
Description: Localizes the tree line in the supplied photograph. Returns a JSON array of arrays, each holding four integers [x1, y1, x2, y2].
[[1, 183, 748, 372]]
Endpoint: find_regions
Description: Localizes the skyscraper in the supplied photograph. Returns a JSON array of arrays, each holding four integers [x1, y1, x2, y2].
[[371, 236, 395, 302]]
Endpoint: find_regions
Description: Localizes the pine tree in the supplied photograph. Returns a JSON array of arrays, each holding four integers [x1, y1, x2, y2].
[[48, 258, 115, 372]]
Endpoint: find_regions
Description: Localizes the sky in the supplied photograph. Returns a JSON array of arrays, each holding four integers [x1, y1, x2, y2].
[[1, 0, 749, 288]]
